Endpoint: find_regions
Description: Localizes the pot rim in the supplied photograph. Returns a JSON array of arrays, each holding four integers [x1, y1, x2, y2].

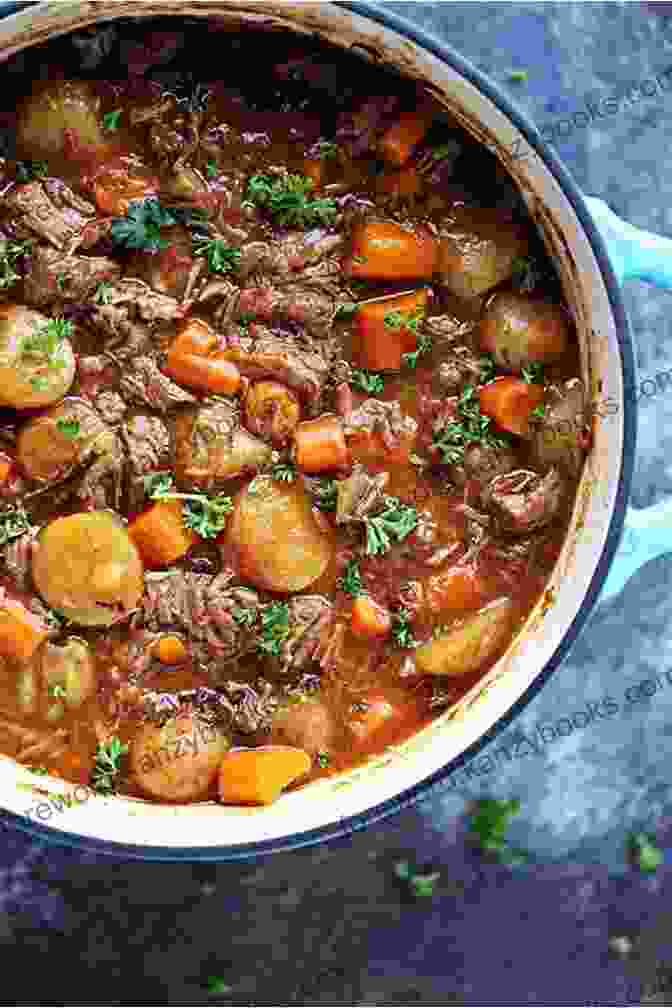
[[0, 0, 636, 860]]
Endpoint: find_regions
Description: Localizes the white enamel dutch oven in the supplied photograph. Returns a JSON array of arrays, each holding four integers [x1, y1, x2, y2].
[[0, 0, 667, 860]]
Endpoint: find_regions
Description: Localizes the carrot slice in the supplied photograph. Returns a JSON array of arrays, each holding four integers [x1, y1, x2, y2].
[[0, 599, 48, 661], [347, 691, 399, 743], [302, 158, 324, 188], [378, 108, 434, 167], [350, 596, 392, 640], [293, 415, 349, 474], [478, 377, 545, 436], [347, 428, 416, 466], [353, 288, 430, 371], [165, 319, 241, 396], [152, 634, 188, 665], [0, 454, 13, 485], [92, 157, 159, 216], [217, 746, 311, 805], [345, 221, 438, 282], [426, 563, 489, 616], [128, 500, 197, 569]]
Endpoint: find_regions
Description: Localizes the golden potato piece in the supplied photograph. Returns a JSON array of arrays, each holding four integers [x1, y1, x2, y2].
[[130, 713, 230, 803], [17, 79, 103, 159], [17, 397, 109, 482], [416, 598, 514, 677], [32, 511, 144, 626], [438, 207, 527, 300], [227, 476, 333, 594], [0, 305, 76, 409]]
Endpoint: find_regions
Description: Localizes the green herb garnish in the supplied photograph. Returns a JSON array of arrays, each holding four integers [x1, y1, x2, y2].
[[91, 736, 128, 795], [94, 281, 114, 305], [258, 601, 291, 657], [55, 417, 81, 440], [350, 369, 385, 395], [232, 606, 257, 628], [394, 860, 441, 897], [16, 160, 48, 182], [0, 505, 30, 546], [0, 238, 31, 291], [310, 477, 338, 512], [468, 798, 528, 864], [144, 472, 174, 499], [30, 377, 49, 391], [429, 143, 458, 162], [384, 306, 424, 333], [334, 302, 358, 320], [507, 69, 529, 83], [238, 311, 256, 327], [49, 684, 67, 699], [530, 403, 547, 420], [521, 361, 545, 384], [192, 236, 241, 274], [628, 832, 663, 873], [148, 477, 233, 538], [403, 332, 433, 369], [205, 977, 232, 995], [339, 559, 363, 598], [511, 255, 537, 292], [479, 353, 497, 384], [245, 173, 337, 228], [392, 607, 417, 649], [364, 496, 419, 556], [316, 751, 331, 768], [110, 198, 176, 253], [316, 141, 338, 159], [22, 316, 72, 361], [102, 109, 122, 131], [205, 159, 218, 178], [433, 383, 511, 465], [28, 766, 49, 776], [271, 461, 296, 483]]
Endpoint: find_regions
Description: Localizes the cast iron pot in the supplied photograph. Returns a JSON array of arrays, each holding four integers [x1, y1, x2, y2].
[[0, 1, 666, 860]]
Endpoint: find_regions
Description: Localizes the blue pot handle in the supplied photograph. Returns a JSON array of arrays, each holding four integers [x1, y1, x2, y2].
[[583, 196, 672, 602]]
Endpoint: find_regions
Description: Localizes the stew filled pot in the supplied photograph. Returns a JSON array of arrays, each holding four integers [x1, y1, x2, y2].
[[0, 12, 592, 811]]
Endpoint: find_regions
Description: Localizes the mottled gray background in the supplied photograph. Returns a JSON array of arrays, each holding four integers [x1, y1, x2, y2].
[[2, 3, 672, 1005]]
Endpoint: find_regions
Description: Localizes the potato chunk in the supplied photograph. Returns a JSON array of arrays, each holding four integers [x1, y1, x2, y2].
[[227, 476, 333, 593], [438, 207, 527, 300], [32, 512, 144, 626], [0, 305, 76, 409], [479, 292, 570, 371], [17, 80, 103, 159], [130, 713, 229, 803], [17, 397, 109, 482], [415, 598, 513, 677]]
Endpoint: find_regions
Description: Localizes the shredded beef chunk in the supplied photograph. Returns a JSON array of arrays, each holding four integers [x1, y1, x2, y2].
[[236, 285, 334, 339], [222, 680, 278, 734], [343, 399, 418, 450], [120, 356, 197, 412], [23, 246, 121, 307], [176, 399, 271, 489], [279, 595, 335, 671], [336, 465, 389, 524], [237, 231, 344, 285], [450, 440, 517, 488], [123, 415, 170, 475], [2, 530, 35, 591], [223, 324, 332, 414], [94, 390, 126, 424], [437, 345, 485, 392], [90, 279, 183, 360], [484, 467, 565, 534], [1, 180, 97, 250]]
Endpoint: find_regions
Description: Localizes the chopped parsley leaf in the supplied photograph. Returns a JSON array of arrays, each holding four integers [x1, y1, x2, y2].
[[147, 476, 233, 538], [530, 403, 547, 420], [232, 606, 257, 628], [258, 602, 291, 657], [350, 369, 385, 395], [311, 478, 338, 512], [110, 198, 176, 253], [94, 281, 114, 305], [205, 159, 218, 178], [192, 236, 241, 274], [338, 559, 362, 597], [334, 302, 358, 320], [245, 173, 337, 228], [143, 472, 174, 499], [479, 353, 497, 384], [102, 109, 122, 131], [392, 607, 417, 649], [316, 141, 338, 159], [383, 306, 424, 333], [521, 361, 545, 384], [271, 461, 296, 483], [22, 316, 73, 361], [364, 497, 418, 556], [16, 160, 48, 182], [0, 238, 31, 291], [205, 977, 232, 995], [29, 766, 49, 776], [316, 751, 331, 768], [433, 383, 511, 465], [628, 832, 663, 873], [468, 798, 528, 864], [91, 736, 128, 795], [55, 417, 81, 440], [403, 332, 433, 369], [507, 69, 529, 83], [511, 255, 538, 292], [394, 860, 441, 897], [49, 684, 67, 698]]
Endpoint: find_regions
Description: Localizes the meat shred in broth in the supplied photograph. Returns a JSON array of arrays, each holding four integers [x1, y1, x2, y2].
[[0, 19, 588, 805]]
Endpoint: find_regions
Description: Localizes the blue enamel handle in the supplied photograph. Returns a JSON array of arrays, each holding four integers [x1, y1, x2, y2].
[[584, 196, 672, 602]]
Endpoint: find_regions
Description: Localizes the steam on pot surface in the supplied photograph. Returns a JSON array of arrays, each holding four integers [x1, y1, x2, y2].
[[0, 16, 586, 806]]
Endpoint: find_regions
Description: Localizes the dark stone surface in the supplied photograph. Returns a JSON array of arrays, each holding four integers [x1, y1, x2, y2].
[[2, 3, 672, 1004]]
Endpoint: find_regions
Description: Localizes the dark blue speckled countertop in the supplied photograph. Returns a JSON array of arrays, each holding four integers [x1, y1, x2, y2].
[[2, 4, 672, 1005]]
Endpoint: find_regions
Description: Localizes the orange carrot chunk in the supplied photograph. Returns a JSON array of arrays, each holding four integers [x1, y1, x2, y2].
[[92, 157, 159, 216], [152, 634, 188, 665], [478, 377, 545, 436], [353, 288, 430, 371], [218, 746, 311, 805], [347, 428, 416, 467], [128, 499, 197, 569], [165, 319, 241, 396], [378, 107, 434, 167], [293, 415, 350, 474], [426, 563, 489, 616], [345, 221, 438, 282], [0, 598, 48, 662], [302, 158, 324, 188], [347, 691, 399, 743], [351, 596, 392, 640], [0, 453, 13, 485]]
